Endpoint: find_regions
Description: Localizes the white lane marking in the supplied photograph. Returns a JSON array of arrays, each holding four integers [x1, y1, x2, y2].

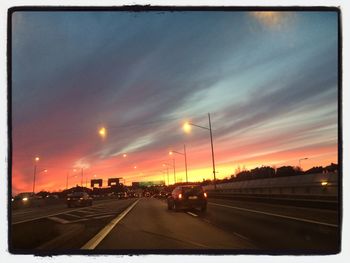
[[64, 213, 83, 218], [12, 202, 116, 225], [209, 202, 338, 228], [12, 210, 37, 216], [47, 216, 70, 224], [187, 212, 198, 217], [81, 199, 140, 250]]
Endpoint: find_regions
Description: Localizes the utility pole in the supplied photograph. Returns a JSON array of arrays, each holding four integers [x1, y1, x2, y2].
[[32, 164, 37, 194], [208, 113, 217, 190], [184, 144, 188, 183], [81, 168, 84, 186], [173, 158, 176, 184]]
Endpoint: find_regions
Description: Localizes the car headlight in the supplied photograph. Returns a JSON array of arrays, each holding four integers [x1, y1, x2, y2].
[[67, 198, 71, 200], [22, 197, 28, 201]]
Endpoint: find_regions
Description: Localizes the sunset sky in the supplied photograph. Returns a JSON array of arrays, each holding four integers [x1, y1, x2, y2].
[[11, 10, 338, 194]]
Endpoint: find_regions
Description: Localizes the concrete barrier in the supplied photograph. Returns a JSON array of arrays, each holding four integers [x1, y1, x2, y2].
[[203, 172, 338, 197]]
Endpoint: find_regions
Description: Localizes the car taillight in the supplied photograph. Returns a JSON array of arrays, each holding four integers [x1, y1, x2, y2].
[[204, 192, 207, 198], [178, 193, 182, 199]]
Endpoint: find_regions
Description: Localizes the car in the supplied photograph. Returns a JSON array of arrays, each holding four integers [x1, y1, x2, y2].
[[14, 192, 34, 202], [167, 185, 207, 212], [66, 192, 93, 207], [117, 192, 128, 199]]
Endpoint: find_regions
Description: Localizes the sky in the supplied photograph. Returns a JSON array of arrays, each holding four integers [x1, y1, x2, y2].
[[11, 10, 338, 194]]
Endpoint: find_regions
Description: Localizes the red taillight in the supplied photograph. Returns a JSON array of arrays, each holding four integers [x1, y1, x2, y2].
[[178, 193, 182, 199], [204, 192, 207, 198]]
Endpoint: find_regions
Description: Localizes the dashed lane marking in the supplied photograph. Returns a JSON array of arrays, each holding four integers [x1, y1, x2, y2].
[[12, 202, 120, 225], [209, 202, 338, 228], [64, 213, 83, 218], [187, 212, 198, 217], [47, 216, 70, 224], [81, 199, 140, 250]]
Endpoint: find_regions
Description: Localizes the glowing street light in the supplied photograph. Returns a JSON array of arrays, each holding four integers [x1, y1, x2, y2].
[[123, 153, 127, 158], [182, 113, 217, 189], [98, 127, 107, 139], [183, 121, 192, 133]]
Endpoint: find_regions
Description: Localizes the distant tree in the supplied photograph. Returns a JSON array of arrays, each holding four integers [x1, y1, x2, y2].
[[235, 165, 241, 176], [250, 166, 275, 179], [236, 170, 252, 181], [276, 166, 297, 177], [324, 163, 338, 173], [304, 166, 324, 174]]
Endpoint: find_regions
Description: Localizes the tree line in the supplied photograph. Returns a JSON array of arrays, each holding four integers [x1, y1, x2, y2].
[[201, 163, 338, 185]]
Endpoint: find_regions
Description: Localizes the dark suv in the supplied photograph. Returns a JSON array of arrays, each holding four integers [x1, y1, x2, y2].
[[167, 185, 207, 212], [66, 192, 93, 207]]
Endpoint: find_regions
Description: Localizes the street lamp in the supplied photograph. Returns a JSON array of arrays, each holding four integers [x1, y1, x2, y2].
[[299, 158, 309, 171], [182, 113, 217, 189], [33, 165, 47, 194], [169, 144, 188, 183], [163, 161, 176, 184], [162, 164, 170, 185], [98, 126, 107, 139], [32, 156, 40, 194], [66, 169, 79, 190]]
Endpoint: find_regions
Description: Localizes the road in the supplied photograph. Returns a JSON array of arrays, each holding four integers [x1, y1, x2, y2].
[[10, 197, 340, 253]]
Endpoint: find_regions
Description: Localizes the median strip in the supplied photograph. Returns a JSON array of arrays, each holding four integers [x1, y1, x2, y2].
[[81, 199, 140, 250], [209, 202, 338, 228]]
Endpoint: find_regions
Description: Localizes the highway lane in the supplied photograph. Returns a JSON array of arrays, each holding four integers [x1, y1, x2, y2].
[[11, 196, 340, 252], [199, 198, 339, 251], [91, 197, 339, 252], [94, 197, 256, 250]]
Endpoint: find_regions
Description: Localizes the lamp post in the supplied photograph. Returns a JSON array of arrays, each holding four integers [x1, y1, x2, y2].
[[163, 160, 176, 184], [32, 158, 47, 194], [183, 113, 217, 189], [81, 168, 84, 187], [162, 164, 170, 185], [169, 144, 188, 183], [66, 169, 79, 190], [299, 158, 309, 171], [32, 157, 40, 194]]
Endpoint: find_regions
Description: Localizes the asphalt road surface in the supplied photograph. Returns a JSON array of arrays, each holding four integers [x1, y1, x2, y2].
[[11, 197, 339, 253]]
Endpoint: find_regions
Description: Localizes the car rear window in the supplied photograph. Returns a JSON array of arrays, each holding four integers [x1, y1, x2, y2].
[[182, 186, 203, 195]]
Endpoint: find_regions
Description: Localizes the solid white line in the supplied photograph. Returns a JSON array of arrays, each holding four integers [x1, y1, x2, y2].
[[187, 212, 198, 217], [209, 202, 338, 228], [81, 199, 140, 250]]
